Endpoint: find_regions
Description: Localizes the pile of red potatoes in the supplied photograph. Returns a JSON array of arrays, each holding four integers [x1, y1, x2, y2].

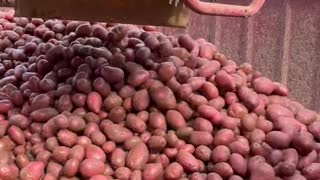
[[0, 12, 319, 180]]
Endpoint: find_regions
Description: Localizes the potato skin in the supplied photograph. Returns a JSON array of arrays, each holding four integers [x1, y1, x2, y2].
[[229, 153, 247, 176], [164, 162, 184, 180], [63, 158, 80, 177], [166, 110, 186, 130], [189, 131, 213, 146], [302, 163, 320, 180], [142, 163, 163, 180], [126, 143, 149, 170], [213, 129, 235, 146], [211, 145, 230, 163], [176, 150, 200, 173], [111, 148, 126, 169], [103, 123, 133, 143], [265, 131, 291, 149], [150, 86, 177, 110], [79, 158, 105, 178], [212, 162, 233, 179], [20, 161, 45, 180]]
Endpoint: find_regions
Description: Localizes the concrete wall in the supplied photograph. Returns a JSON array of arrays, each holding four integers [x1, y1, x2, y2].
[[160, 0, 320, 112]]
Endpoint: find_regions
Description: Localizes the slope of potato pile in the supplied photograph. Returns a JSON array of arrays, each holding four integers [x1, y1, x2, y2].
[[0, 14, 319, 180]]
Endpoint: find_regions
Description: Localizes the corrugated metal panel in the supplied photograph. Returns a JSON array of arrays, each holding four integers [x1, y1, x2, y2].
[[160, 0, 320, 112]]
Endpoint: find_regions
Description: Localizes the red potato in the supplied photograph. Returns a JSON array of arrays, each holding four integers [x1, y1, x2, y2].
[[211, 145, 231, 163], [241, 113, 257, 132], [102, 141, 116, 154], [7, 125, 25, 145], [252, 77, 275, 95], [30, 107, 59, 122], [123, 136, 143, 151], [100, 65, 124, 84], [108, 106, 126, 123], [221, 116, 239, 130], [249, 162, 275, 180], [20, 161, 45, 180], [212, 162, 233, 179], [0, 120, 9, 138], [79, 158, 106, 178], [192, 117, 213, 133], [148, 112, 167, 130], [266, 103, 294, 122], [298, 150, 318, 170], [302, 163, 320, 180], [103, 123, 133, 143], [87, 92, 102, 113], [285, 174, 307, 180], [129, 170, 142, 180], [256, 117, 273, 133], [126, 143, 149, 170], [176, 101, 194, 120], [35, 149, 51, 164], [132, 89, 150, 111], [147, 135, 167, 151], [176, 150, 200, 173], [57, 129, 78, 147], [158, 62, 177, 82], [166, 110, 186, 130], [126, 113, 147, 133], [213, 129, 235, 146], [278, 149, 299, 177], [114, 167, 132, 179], [194, 145, 211, 162], [188, 172, 206, 180], [103, 92, 123, 111], [85, 144, 106, 162], [198, 105, 224, 125], [0, 164, 19, 180], [89, 175, 113, 180], [111, 148, 126, 169], [149, 86, 177, 110], [127, 69, 150, 88], [296, 109, 317, 125], [63, 158, 80, 177], [69, 145, 85, 160], [142, 163, 163, 180], [308, 120, 320, 141], [68, 115, 86, 132], [84, 112, 100, 124], [0, 99, 13, 113], [178, 34, 195, 52], [119, 85, 136, 99], [268, 150, 283, 166], [90, 131, 106, 146], [215, 70, 236, 91], [228, 139, 250, 156], [227, 103, 248, 119], [187, 77, 206, 91], [93, 78, 111, 98], [164, 162, 184, 180], [189, 131, 213, 146], [292, 131, 315, 155], [265, 131, 291, 149], [52, 146, 70, 164], [199, 42, 216, 60], [229, 153, 247, 176], [273, 82, 289, 96], [176, 127, 193, 140]]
